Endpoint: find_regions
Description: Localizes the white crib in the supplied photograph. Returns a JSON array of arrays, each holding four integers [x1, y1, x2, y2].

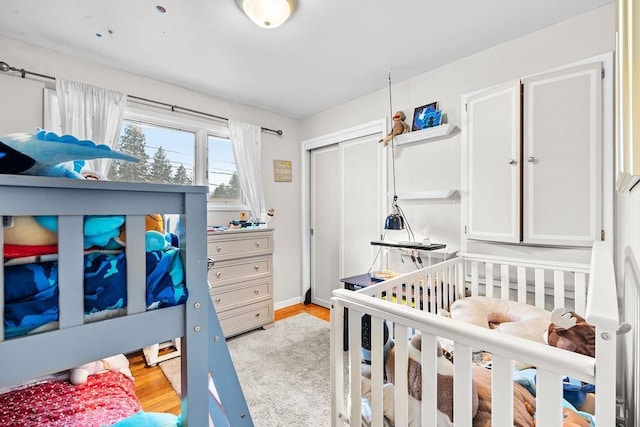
[[331, 242, 621, 426]]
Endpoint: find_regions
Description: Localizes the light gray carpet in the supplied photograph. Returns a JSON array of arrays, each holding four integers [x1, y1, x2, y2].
[[159, 313, 332, 426]]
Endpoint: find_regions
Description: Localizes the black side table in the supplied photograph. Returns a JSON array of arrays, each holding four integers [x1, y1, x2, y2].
[[339, 273, 380, 351]]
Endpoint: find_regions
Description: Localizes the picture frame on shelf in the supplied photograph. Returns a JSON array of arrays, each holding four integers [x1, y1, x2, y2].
[[412, 102, 441, 131]]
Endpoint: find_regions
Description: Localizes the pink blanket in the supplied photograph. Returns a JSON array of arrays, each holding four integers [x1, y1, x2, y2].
[[0, 371, 141, 427]]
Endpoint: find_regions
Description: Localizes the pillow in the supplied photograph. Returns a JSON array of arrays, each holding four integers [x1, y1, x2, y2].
[[450, 296, 552, 344]]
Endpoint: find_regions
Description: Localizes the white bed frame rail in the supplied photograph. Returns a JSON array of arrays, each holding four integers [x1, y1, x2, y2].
[[331, 242, 620, 426]]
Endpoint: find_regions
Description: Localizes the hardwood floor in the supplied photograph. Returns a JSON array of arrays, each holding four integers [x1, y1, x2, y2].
[[129, 303, 330, 415]]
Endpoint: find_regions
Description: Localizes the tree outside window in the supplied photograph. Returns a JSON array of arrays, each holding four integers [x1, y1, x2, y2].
[[109, 122, 195, 185]]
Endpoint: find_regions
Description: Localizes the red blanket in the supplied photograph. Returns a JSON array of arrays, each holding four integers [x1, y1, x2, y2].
[[0, 371, 141, 427]]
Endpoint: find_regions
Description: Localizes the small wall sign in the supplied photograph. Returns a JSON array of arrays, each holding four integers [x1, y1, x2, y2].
[[273, 160, 292, 182]]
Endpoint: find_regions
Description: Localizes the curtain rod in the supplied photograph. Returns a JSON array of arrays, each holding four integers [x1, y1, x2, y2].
[[0, 60, 283, 136]]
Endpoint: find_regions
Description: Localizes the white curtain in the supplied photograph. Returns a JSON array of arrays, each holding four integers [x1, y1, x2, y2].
[[228, 121, 267, 223], [56, 79, 127, 175]]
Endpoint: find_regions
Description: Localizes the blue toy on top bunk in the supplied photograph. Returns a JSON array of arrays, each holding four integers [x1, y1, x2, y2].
[[0, 129, 138, 177]]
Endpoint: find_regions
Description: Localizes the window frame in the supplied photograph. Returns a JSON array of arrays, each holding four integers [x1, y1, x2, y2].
[[43, 88, 247, 211]]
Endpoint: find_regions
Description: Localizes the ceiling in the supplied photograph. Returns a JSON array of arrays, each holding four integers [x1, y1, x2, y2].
[[0, 0, 613, 119]]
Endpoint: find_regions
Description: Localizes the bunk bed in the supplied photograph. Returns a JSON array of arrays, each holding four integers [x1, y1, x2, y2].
[[0, 174, 251, 426]]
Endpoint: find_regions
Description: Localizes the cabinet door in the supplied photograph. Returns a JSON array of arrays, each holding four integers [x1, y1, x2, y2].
[[465, 80, 521, 243], [522, 63, 602, 246]]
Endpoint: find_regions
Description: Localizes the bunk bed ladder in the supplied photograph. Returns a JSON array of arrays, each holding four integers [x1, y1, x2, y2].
[[207, 296, 254, 426]]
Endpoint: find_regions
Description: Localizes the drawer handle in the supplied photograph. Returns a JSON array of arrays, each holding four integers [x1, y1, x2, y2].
[[217, 246, 222, 252], [255, 313, 260, 318], [254, 265, 259, 270], [254, 289, 259, 294], [215, 298, 221, 303], [255, 242, 260, 247], [216, 272, 221, 278]]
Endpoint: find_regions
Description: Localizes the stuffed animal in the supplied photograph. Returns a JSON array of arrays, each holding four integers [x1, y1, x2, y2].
[[558, 404, 592, 427], [472, 366, 536, 427], [360, 333, 470, 426], [525, 400, 594, 427], [379, 111, 409, 147], [70, 353, 133, 385], [0, 129, 138, 177], [546, 308, 595, 358], [360, 315, 478, 426], [3, 216, 58, 246]]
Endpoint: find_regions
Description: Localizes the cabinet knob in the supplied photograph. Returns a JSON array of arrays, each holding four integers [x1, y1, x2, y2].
[[254, 265, 260, 270], [254, 289, 259, 294], [527, 156, 537, 163], [216, 272, 221, 278], [216, 246, 222, 252], [215, 298, 221, 303], [255, 242, 260, 247], [508, 159, 517, 165], [255, 313, 261, 318]]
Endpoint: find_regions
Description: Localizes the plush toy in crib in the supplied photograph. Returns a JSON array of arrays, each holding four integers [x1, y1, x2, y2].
[[546, 308, 595, 358], [360, 315, 478, 426], [523, 400, 593, 427], [360, 333, 469, 426], [379, 111, 409, 147], [472, 366, 537, 427], [70, 353, 133, 385]]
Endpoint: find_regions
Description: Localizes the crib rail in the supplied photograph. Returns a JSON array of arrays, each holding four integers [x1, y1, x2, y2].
[[458, 252, 591, 314], [331, 242, 619, 427], [357, 257, 464, 314], [332, 290, 596, 426]]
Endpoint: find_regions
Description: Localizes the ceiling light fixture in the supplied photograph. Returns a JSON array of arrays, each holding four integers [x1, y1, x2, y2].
[[235, 0, 295, 29]]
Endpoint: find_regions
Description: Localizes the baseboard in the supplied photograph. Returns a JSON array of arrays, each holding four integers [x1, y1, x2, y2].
[[274, 296, 303, 310]]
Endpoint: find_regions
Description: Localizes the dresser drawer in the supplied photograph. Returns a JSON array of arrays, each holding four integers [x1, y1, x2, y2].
[[210, 278, 272, 313], [208, 231, 273, 261], [219, 301, 273, 337], [208, 256, 272, 287]]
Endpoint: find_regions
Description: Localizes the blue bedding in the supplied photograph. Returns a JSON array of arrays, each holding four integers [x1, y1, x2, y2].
[[4, 248, 188, 339]]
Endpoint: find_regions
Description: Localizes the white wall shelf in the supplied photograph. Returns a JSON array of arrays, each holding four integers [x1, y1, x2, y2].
[[393, 123, 457, 146], [392, 190, 458, 200]]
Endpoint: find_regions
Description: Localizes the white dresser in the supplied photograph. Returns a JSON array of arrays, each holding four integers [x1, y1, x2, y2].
[[207, 228, 274, 337]]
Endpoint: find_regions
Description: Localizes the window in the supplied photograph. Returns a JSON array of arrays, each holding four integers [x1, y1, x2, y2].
[[44, 89, 245, 210], [208, 135, 241, 204], [110, 121, 196, 185]]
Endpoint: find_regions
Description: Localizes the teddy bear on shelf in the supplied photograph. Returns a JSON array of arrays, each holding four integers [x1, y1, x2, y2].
[[379, 111, 409, 147]]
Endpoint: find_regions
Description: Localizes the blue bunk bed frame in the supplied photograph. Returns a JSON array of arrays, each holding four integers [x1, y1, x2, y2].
[[0, 175, 252, 426]]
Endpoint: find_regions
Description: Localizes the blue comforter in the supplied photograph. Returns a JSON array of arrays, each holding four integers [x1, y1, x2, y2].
[[4, 248, 188, 339]]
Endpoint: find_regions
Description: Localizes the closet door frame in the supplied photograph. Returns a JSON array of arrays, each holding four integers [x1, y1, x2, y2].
[[301, 119, 386, 307]]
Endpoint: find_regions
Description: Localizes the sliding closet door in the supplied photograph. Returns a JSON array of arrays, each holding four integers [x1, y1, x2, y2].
[[310, 145, 340, 307], [310, 134, 381, 308]]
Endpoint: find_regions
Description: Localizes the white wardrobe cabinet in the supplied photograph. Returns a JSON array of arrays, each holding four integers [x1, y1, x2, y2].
[[464, 62, 602, 247]]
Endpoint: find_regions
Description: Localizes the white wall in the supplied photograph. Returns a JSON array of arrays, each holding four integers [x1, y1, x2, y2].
[[301, 4, 616, 263], [303, 2, 640, 417], [0, 35, 303, 308]]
